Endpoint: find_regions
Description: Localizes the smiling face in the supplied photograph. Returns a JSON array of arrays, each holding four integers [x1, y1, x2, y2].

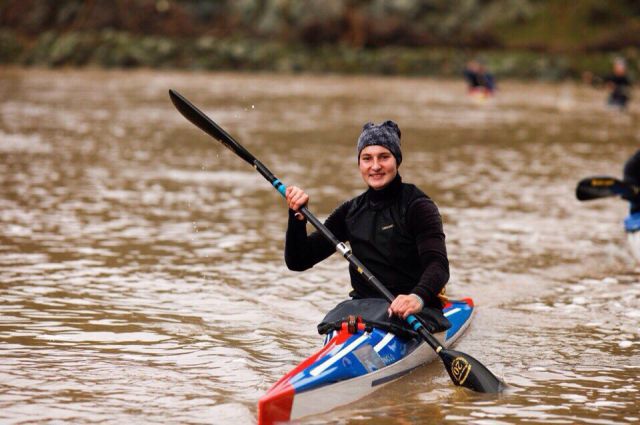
[[358, 145, 398, 190]]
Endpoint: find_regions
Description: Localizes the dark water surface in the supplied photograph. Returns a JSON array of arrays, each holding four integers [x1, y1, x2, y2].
[[1, 68, 638, 424]]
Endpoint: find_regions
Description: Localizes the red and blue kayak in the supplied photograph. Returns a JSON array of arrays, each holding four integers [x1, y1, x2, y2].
[[257, 298, 475, 424]]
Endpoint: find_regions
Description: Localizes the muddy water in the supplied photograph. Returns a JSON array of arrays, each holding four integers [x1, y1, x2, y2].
[[0, 68, 638, 424]]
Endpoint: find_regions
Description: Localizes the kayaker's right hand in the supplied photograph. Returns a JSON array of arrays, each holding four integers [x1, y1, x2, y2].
[[285, 186, 309, 221], [388, 294, 424, 319]]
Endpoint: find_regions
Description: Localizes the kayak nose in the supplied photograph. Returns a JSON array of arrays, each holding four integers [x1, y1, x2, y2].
[[257, 381, 295, 425]]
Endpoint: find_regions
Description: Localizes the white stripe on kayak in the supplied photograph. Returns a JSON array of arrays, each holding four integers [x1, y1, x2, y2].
[[373, 332, 395, 353], [310, 333, 369, 377], [444, 307, 460, 317]]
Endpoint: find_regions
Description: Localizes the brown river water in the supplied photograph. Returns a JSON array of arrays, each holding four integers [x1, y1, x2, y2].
[[1, 68, 638, 424]]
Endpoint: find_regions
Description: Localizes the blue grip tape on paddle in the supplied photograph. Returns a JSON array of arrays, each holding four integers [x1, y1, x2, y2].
[[272, 179, 286, 197], [406, 314, 423, 331]]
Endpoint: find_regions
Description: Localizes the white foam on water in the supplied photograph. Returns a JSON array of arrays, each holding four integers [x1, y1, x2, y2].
[[0, 131, 51, 153]]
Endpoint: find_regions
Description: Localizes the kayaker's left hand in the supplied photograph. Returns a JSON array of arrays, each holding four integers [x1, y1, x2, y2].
[[388, 294, 424, 319]]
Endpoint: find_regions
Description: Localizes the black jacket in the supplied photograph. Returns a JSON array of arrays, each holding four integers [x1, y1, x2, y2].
[[285, 174, 449, 308]]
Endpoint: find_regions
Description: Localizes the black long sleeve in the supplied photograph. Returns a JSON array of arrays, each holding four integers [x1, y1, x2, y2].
[[284, 182, 449, 309], [623, 149, 640, 213], [623, 149, 640, 185], [406, 197, 449, 303], [284, 202, 350, 271]]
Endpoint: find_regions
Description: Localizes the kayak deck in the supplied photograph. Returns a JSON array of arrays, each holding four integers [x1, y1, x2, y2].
[[257, 298, 475, 424]]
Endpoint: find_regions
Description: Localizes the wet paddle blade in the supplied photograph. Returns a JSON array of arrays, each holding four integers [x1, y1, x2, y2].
[[169, 89, 256, 165], [439, 349, 504, 393], [576, 176, 637, 201]]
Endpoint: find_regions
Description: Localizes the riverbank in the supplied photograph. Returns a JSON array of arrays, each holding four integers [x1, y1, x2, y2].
[[1, 30, 637, 81]]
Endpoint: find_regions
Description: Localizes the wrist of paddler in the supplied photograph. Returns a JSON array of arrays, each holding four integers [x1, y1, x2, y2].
[[289, 209, 305, 221]]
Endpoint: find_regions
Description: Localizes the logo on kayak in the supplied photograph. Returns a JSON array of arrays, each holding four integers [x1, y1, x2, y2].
[[451, 357, 471, 385]]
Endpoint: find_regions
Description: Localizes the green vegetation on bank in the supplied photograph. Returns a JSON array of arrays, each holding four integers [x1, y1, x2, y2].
[[1, 0, 638, 80], [1, 29, 637, 81]]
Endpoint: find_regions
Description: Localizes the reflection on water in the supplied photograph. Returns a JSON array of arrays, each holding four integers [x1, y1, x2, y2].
[[0, 68, 638, 424]]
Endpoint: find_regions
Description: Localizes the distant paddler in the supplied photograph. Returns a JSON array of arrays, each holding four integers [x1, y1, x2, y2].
[[582, 57, 632, 111], [463, 58, 496, 101], [604, 57, 632, 110]]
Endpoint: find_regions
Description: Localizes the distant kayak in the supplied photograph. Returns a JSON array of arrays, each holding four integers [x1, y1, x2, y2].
[[468, 87, 494, 103], [257, 298, 475, 424]]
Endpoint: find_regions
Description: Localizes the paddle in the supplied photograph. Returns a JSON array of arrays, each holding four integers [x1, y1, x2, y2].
[[169, 89, 504, 393], [576, 176, 639, 201]]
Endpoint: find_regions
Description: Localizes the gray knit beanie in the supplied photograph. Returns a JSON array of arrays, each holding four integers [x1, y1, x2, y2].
[[356, 120, 402, 165]]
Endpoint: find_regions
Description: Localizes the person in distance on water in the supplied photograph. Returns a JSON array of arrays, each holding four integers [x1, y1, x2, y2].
[[604, 57, 632, 110], [582, 57, 632, 109], [463, 58, 496, 96], [284, 121, 450, 332], [623, 148, 640, 213]]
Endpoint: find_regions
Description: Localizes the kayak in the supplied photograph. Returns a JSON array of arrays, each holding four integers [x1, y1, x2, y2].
[[624, 212, 640, 262], [257, 298, 475, 424], [468, 87, 494, 103]]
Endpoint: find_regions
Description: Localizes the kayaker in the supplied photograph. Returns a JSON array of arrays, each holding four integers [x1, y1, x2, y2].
[[604, 57, 632, 110], [463, 58, 495, 96], [284, 120, 450, 332], [624, 148, 640, 213]]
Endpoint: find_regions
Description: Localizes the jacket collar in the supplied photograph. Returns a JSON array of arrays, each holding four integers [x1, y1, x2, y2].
[[366, 173, 402, 207]]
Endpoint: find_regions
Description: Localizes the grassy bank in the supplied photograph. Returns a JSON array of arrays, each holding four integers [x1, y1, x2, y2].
[[0, 29, 637, 81]]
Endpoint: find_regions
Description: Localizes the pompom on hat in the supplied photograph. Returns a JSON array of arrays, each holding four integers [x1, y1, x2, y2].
[[356, 120, 402, 165]]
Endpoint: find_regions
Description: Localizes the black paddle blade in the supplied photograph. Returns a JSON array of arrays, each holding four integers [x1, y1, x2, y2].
[[168, 89, 256, 165], [576, 176, 638, 201], [439, 349, 504, 393]]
